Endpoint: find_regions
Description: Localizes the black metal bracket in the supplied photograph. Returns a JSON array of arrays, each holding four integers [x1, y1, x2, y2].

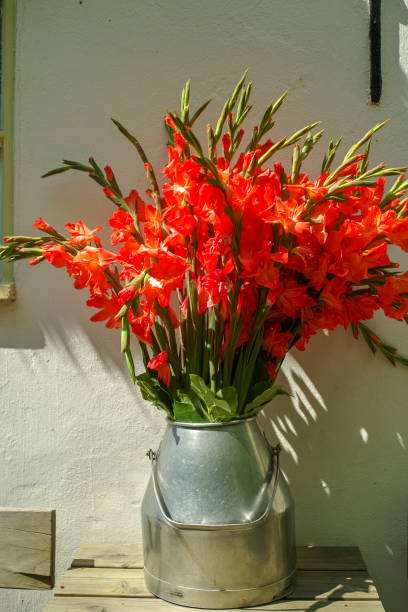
[[370, 0, 382, 104]]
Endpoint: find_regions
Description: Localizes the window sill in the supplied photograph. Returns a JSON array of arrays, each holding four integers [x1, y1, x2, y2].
[[0, 282, 15, 301]]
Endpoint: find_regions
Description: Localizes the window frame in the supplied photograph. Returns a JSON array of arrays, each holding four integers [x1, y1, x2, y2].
[[0, 0, 15, 300]]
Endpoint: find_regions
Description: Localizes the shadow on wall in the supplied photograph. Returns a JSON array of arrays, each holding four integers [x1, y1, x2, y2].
[[259, 325, 408, 609], [0, 292, 45, 349]]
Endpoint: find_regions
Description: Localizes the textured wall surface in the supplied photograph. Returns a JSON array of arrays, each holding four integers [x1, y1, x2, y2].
[[0, 1, 407, 610]]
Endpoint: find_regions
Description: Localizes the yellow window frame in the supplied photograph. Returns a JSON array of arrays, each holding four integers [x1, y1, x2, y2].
[[0, 0, 15, 300]]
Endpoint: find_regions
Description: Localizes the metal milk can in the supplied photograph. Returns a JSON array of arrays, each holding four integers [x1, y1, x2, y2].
[[141, 417, 296, 608]]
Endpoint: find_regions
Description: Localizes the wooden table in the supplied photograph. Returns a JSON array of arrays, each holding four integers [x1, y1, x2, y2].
[[43, 544, 385, 611]]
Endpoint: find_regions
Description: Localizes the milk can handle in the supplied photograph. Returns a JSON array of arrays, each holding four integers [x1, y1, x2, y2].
[[146, 440, 281, 531]]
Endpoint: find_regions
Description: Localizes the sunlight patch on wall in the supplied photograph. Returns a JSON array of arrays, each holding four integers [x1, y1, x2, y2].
[[284, 416, 298, 437], [280, 468, 290, 484], [400, 20, 408, 80], [320, 479, 331, 497], [396, 432, 406, 449], [271, 421, 298, 464], [360, 427, 369, 444], [277, 416, 287, 433], [281, 353, 328, 425]]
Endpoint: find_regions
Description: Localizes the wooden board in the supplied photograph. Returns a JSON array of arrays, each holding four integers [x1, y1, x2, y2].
[[71, 544, 365, 571], [0, 507, 55, 589], [55, 568, 149, 598], [291, 570, 377, 600], [296, 546, 366, 571], [43, 596, 386, 612], [42, 544, 384, 612], [72, 543, 143, 569], [53, 567, 378, 601]]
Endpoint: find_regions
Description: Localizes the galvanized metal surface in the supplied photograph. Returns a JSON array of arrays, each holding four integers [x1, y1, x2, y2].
[[141, 418, 296, 608]]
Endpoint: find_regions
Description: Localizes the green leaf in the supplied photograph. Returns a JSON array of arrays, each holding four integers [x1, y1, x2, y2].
[[356, 322, 408, 368], [232, 345, 245, 390], [207, 403, 234, 422], [344, 120, 389, 161], [393, 352, 408, 366], [173, 393, 208, 423], [189, 374, 235, 422], [246, 380, 274, 403], [229, 69, 248, 109], [62, 159, 94, 172], [165, 120, 175, 147], [136, 373, 173, 417], [243, 385, 288, 415], [41, 166, 72, 178], [189, 98, 212, 126], [215, 386, 238, 412], [252, 355, 271, 384], [285, 122, 321, 147], [189, 373, 214, 406]]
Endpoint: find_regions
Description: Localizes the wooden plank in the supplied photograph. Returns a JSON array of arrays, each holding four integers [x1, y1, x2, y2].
[[72, 544, 366, 571], [55, 568, 150, 598], [289, 570, 377, 601], [296, 547, 366, 571], [54, 568, 379, 601], [43, 596, 385, 612], [0, 507, 55, 589], [0, 527, 52, 575], [72, 543, 143, 568], [0, 507, 54, 534], [0, 569, 53, 590]]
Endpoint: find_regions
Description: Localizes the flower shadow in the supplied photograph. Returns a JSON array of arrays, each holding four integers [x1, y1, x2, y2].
[[258, 328, 408, 611]]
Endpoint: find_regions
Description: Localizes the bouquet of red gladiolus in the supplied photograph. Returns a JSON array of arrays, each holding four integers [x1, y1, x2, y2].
[[2, 71, 408, 422]]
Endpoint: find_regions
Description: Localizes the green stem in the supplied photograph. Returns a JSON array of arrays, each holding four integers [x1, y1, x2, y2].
[[138, 340, 150, 368]]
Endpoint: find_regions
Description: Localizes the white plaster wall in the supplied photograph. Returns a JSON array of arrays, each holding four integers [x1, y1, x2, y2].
[[0, 1, 407, 610]]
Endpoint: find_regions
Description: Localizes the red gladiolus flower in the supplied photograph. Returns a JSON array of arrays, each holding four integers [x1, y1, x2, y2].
[[66, 220, 102, 246], [148, 351, 171, 387], [165, 207, 196, 235], [275, 280, 315, 318], [103, 185, 115, 198], [378, 272, 408, 320], [197, 269, 232, 314], [109, 209, 135, 245], [104, 166, 114, 181], [129, 301, 156, 345], [87, 293, 122, 329], [33, 217, 54, 233], [262, 325, 293, 361], [125, 189, 145, 212], [66, 247, 116, 294], [29, 256, 44, 266], [118, 284, 138, 304], [41, 244, 73, 268], [165, 113, 176, 131], [342, 294, 379, 326], [266, 361, 277, 381], [174, 132, 186, 153]]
